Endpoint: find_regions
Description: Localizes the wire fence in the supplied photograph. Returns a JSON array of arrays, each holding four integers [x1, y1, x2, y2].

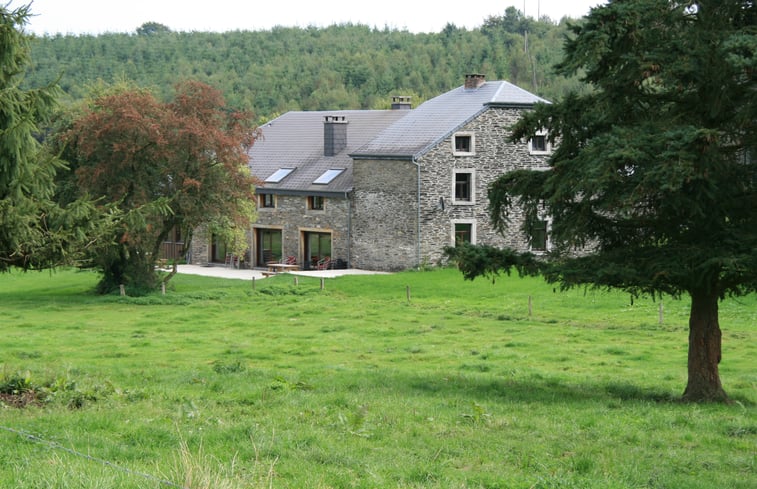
[[0, 425, 187, 489]]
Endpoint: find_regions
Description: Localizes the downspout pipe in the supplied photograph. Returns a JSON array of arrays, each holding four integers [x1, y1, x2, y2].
[[346, 191, 352, 268], [413, 156, 421, 269]]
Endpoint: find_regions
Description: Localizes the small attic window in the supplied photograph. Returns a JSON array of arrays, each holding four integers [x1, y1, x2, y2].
[[452, 132, 475, 156], [265, 168, 295, 183], [529, 131, 551, 155], [313, 168, 344, 185]]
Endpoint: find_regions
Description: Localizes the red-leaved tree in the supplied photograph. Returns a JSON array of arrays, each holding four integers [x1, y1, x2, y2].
[[59, 81, 259, 293]]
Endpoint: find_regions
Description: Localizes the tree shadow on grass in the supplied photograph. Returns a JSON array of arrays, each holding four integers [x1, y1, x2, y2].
[[399, 372, 681, 405], [398, 372, 753, 406]]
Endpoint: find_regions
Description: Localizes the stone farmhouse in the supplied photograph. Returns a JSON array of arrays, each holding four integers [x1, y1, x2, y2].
[[189, 74, 552, 271]]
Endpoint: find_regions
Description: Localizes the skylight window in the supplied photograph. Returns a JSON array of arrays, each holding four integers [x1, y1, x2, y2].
[[313, 169, 344, 185], [265, 168, 295, 183]]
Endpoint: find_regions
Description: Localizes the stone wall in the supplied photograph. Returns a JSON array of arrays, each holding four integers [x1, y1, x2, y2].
[[351, 106, 551, 271], [253, 194, 350, 269], [351, 158, 419, 271], [417, 107, 551, 265], [189, 225, 210, 266]]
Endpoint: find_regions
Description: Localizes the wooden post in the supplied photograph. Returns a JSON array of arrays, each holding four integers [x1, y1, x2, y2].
[[659, 301, 664, 325], [119, 284, 125, 296], [252, 277, 255, 290], [320, 277, 325, 290], [294, 276, 299, 286], [528, 295, 533, 317], [406, 285, 411, 302], [161, 282, 166, 295]]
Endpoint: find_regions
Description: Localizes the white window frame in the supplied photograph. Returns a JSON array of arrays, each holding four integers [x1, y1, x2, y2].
[[452, 168, 476, 205], [452, 132, 475, 156], [529, 210, 551, 253], [450, 219, 476, 245], [528, 130, 551, 155]]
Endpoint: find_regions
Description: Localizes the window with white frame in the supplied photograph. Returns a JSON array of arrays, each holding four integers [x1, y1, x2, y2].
[[453, 169, 475, 204], [529, 131, 551, 155], [530, 219, 548, 251], [452, 132, 475, 156], [451, 220, 476, 245]]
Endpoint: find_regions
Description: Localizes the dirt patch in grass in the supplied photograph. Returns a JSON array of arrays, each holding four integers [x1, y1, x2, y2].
[[0, 391, 42, 408]]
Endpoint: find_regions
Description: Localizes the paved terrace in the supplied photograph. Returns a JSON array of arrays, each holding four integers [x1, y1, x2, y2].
[[176, 264, 388, 281]]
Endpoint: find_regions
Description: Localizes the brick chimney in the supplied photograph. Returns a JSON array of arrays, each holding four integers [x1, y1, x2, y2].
[[464, 73, 486, 89], [324, 115, 348, 157], [391, 95, 412, 110]]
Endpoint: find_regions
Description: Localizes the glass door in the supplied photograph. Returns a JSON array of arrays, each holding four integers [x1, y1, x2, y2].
[[257, 228, 282, 266], [305, 232, 331, 268]]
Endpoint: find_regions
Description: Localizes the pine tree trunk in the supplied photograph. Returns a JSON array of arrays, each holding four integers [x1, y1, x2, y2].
[[682, 290, 729, 402]]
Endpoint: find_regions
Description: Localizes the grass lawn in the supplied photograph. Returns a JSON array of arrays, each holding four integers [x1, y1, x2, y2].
[[0, 267, 754, 488]]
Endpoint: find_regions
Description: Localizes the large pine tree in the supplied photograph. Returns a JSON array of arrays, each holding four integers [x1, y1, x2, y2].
[[0, 5, 100, 271], [449, 0, 757, 402]]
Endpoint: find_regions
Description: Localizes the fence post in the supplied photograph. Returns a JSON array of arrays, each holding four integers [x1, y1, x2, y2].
[[252, 277, 255, 290], [320, 277, 325, 290], [406, 285, 411, 303], [528, 295, 533, 317], [659, 301, 664, 325]]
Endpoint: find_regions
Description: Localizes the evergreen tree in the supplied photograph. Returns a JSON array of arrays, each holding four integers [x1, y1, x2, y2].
[[0, 4, 101, 272], [25, 14, 580, 117], [448, 0, 757, 402]]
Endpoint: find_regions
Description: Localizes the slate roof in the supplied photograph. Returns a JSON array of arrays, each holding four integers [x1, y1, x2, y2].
[[249, 80, 549, 195], [250, 110, 409, 195], [351, 80, 550, 159]]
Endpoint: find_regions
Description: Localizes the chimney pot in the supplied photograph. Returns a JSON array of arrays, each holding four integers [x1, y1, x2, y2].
[[391, 95, 412, 110], [324, 115, 348, 156], [464, 73, 486, 89]]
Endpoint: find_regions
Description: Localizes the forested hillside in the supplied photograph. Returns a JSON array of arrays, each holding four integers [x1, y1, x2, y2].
[[25, 8, 586, 122]]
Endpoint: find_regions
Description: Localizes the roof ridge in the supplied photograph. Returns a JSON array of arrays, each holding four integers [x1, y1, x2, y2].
[[490, 80, 507, 104]]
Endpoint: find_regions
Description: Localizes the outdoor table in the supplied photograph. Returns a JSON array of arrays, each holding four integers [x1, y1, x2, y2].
[[266, 263, 301, 273]]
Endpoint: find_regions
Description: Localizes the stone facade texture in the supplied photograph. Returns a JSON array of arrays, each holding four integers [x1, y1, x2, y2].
[[189, 225, 211, 266], [252, 194, 350, 269], [351, 159, 419, 271], [351, 106, 550, 270]]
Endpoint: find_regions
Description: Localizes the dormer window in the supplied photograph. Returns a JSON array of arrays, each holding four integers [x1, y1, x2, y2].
[[453, 132, 475, 156], [313, 169, 344, 185], [529, 131, 551, 155], [265, 168, 295, 183]]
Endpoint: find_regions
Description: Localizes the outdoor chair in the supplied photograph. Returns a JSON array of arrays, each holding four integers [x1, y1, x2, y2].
[[316, 256, 331, 270]]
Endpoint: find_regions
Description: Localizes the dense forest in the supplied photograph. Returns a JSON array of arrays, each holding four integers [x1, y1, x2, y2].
[[24, 8, 587, 122]]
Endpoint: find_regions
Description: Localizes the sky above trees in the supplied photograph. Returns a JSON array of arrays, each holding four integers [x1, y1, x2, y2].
[[17, 0, 603, 35]]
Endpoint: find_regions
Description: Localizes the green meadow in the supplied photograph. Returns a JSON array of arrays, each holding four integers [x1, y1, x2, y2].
[[0, 268, 754, 489]]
